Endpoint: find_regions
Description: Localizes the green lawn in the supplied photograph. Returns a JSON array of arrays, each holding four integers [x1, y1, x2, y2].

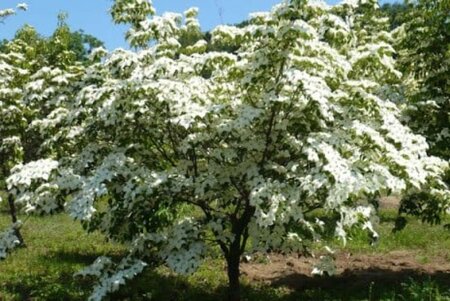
[[0, 211, 449, 300], [0, 213, 126, 300], [332, 211, 450, 257]]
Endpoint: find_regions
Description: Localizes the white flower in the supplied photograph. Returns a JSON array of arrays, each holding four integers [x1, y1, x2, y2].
[[7, 159, 59, 189], [16, 3, 28, 11]]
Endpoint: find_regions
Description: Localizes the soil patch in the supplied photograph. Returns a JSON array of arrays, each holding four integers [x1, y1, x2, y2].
[[241, 251, 450, 290]]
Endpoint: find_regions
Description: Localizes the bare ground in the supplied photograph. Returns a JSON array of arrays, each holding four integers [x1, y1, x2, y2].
[[241, 251, 450, 290], [379, 196, 401, 210], [240, 197, 450, 292]]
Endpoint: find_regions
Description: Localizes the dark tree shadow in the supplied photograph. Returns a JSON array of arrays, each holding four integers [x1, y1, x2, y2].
[[38, 249, 125, 265], [1, 250, 125, 301], [271, 267, 450, 290], [3, 249, 450, 301], [1, 271, 93, 301], [268, 268, 450, 300], [106, 267, 450, 301]]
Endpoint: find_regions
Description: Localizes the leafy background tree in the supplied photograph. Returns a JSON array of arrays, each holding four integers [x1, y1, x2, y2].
[[396, 0, 449, 160], [392, 0, 450, 227], [0, 13, 104, 66], [380, 2, 410, 30], [0, 11, 103, 249]]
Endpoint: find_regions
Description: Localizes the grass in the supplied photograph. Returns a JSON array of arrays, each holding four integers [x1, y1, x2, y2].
[[0, 213, 126, 300], [0, 211, 449, 300], [335, 211, 450, 258]]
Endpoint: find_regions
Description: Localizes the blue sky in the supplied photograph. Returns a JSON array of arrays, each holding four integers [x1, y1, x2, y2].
[[1, 0, 397, 49]]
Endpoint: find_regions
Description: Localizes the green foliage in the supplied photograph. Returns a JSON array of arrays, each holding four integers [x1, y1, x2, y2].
[[393, 0, 450, 227], [47, 13, 104, 65], [0, 12, 104, 68], [396, 0, 450, 160], [380, 3, 410, 30]]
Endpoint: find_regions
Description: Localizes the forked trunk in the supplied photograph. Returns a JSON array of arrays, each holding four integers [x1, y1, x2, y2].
[[222, 197, 254, 301]]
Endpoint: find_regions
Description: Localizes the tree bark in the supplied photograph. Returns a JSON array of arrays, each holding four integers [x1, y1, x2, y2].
[[8, 193, 25, 246], [226, 250, 241, 301], [221, 193, 254, 301]]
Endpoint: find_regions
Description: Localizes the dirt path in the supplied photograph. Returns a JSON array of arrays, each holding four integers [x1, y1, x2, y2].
[[241, 251, 450, 290]]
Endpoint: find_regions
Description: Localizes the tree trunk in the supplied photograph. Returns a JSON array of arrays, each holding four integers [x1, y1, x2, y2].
[[8, 193, 25, 246], [220, 196, 254, 301], [226, 251, 241, 301]]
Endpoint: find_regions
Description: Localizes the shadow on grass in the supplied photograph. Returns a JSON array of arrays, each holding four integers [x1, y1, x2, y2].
[[2, 250, 450, 301], [269, 267, 450, 300], [108, 270, 293, 301], [0, 250, 125, 300], [378, 213, 399, 224], [106, 266, 450, 301], [1, 271, 92, 301], [38, 249, 125, 265]]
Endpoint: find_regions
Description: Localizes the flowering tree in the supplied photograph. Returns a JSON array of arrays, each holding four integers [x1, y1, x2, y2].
[[0, 19, 85, 252], [0, 3, 30, 249], [392, 0, 450, 226], [2, 0, 450, 300]]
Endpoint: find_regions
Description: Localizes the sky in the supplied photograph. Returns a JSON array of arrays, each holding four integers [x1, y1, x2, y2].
[[1, 0, 397, 50]]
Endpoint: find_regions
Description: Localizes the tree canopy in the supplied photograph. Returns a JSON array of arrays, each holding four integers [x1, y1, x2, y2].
[[0, 1, 449, 301], [0, 7, 102, 255]]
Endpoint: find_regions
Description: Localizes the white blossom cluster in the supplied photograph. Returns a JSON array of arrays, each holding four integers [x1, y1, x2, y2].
[[159, 218, 206, 274], [0, 45, 28, 171], [76, 256, 147, 301], [0, 9, 15, 18], [16, 3, 28, 11], [74, 218, 204, 299], [7, 159, 58, 189], [5, 160, 60, 214], [311, 254, 337, 276], [0, 223, 21, 259]]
